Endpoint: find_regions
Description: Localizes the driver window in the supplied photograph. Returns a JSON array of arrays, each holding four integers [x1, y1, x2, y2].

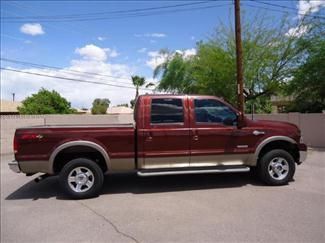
[[194, 99, 237, 125]]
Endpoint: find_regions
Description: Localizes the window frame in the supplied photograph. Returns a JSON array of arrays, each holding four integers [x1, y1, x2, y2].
[[150, 97, 185, 126], [193, 98, 237, 126]]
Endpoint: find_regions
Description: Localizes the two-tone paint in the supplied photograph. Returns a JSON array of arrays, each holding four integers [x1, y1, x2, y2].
[[12, 94, 307, 175]]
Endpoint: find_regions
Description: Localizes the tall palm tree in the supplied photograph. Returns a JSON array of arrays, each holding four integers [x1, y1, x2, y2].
[[131, 76, 145, 100]]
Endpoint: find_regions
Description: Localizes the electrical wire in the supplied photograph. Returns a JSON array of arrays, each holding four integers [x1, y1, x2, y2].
[[1, 58, 135, 84], [0, 67, 154, 91], [1, 1, 213, 19], [2, 3, 231, 23], [247, 0, 325, 20]]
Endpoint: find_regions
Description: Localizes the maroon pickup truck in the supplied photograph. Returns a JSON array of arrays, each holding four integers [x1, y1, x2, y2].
[[9, 94, 307, 198]]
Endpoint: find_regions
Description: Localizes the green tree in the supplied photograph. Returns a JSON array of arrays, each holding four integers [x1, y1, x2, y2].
[[18, 88, 74, 114], [155, 14, 320, 113], [91, 98, 110, 114], [286, 39, 325, 112], [131, 75, 154, 101]]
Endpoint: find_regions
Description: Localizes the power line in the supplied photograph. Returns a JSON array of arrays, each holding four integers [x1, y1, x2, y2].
[[247, 1, 325, 20], [1, 58, 134, 84], [0, 67, 154, 91], [1, 1, 213, 19], [2, 2, 231, 23]]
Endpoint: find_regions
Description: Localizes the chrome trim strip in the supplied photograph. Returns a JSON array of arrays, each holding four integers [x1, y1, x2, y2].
[[8, 160, 21, 173], [137, 167, 250, 176], [299, 151, 307, 163], [49, 141, 111, 174]]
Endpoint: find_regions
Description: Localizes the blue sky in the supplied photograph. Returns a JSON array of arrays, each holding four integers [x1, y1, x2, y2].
[[1, 1, 324, 108]]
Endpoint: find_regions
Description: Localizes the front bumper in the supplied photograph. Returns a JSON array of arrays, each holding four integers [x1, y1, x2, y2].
[[299, 151, 307, 164], [8, 160, 21, 173], [298, 143, 307, 164]]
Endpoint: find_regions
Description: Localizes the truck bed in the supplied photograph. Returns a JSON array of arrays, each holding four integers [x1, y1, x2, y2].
[[14, 124, 136, 169]]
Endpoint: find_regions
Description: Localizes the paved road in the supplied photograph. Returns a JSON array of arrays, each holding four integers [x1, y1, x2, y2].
[[1, 149, 325, 243]]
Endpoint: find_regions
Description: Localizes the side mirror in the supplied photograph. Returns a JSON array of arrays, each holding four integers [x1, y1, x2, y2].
[[237, 112, 245, 128]]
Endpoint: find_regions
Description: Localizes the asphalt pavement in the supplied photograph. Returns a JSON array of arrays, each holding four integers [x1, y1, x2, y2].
[[1, 149, 324, 243]]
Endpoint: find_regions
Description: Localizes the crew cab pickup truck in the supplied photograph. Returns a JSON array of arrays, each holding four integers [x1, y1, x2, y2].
[[9, 95, 307, 198]]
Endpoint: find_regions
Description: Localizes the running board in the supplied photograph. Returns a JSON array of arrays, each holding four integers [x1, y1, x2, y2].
[[137, 166, 250, 177]]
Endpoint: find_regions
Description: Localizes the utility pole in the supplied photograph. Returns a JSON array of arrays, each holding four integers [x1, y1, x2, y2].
[[234, 0, 244, 114]]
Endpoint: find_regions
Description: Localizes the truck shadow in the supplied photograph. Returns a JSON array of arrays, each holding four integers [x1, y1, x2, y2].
[[6, 172, 267, 201]]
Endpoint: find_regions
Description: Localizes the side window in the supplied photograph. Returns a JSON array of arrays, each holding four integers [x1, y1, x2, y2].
[[194, 99, 237, 125], [151, 98, 184, 124]]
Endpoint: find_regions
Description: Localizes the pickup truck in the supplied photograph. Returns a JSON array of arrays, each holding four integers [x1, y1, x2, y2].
[[9, 94, 307, 198]]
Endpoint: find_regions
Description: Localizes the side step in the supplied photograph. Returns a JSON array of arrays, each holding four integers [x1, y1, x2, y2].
[[137, 166, 250, 177]]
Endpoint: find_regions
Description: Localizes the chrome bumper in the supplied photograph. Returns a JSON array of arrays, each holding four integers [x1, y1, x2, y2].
[[9, 160, 21, 173], [299, 151, 307, 164]]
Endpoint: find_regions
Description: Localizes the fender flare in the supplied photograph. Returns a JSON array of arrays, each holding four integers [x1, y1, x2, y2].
[[49, 140, 111, 174], [249, 136, 297, 166]]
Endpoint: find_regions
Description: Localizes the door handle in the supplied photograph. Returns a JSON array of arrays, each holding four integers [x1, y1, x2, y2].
[[145, 132, 153, 142], [193, 135, 199, 141], [253, 130, 265, 136]]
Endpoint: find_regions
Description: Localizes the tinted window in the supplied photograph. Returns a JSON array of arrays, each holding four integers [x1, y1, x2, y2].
[[151, 98, 184, 124], [194, 99, 237, 125]]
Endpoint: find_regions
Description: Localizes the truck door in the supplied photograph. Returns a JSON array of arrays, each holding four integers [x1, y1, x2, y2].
[[189, 97, 250, 166], [141, 97, 190, 169]]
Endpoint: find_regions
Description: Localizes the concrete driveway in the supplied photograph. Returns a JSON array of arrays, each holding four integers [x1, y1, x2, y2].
[[1, 149, 324, 243]]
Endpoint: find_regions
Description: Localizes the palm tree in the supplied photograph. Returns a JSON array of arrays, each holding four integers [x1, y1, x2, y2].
[[131, 75, 155, 100]]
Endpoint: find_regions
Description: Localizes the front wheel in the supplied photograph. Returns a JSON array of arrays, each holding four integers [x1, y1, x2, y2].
[[59, 158, 104, 199], [257, 149, 295, 186]]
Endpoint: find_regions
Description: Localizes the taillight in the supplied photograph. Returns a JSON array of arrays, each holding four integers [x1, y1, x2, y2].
[[13, 136, 19, 154]]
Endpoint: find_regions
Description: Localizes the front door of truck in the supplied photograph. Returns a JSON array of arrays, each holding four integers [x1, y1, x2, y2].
[[141, 97, 190, 169], [189, 97, 250, 166]]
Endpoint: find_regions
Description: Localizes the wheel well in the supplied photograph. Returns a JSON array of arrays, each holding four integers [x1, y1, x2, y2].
[[53, 145, 108, 174], [258, 140, 299, 163]]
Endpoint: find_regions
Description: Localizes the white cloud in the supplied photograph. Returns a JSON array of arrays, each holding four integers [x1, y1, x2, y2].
[[75, 44, 119, 61], [148, 33, 166, 38], [20, 23, 45, 36], [298, 0, 325, 17], [76, 44, 108, 61], [146, 51, 169, 69], [97, 36, 107, 41], [285, 25, 309, 37], [1, 46, 153, 108], [134, 33, 167, 38], [108, 49, 119, 58], [138, 48, 147, 53], [178, 48, 197, 58], [146, 48, 197, 70]]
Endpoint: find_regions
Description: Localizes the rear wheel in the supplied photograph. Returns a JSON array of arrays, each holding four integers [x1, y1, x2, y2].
[[59, 158, 104, 199], [258, 149, 295, 185]]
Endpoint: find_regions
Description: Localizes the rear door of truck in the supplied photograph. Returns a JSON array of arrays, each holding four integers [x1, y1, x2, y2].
[[138, 96, 190, 169]]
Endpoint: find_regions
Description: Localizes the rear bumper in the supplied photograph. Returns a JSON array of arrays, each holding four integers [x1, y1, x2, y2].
[[8, 160, 21, 173]]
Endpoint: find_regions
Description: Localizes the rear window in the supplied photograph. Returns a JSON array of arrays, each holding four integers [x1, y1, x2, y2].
[[151, 98, 184, 124]]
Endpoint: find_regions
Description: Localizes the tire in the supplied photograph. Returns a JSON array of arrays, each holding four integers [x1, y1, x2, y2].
[[59, 158, 104, 199], [257, 149, 295, 186]]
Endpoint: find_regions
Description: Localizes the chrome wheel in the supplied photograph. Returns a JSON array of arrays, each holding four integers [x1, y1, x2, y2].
[[68, 167, 94, 193], [268, 157, 289, 180]]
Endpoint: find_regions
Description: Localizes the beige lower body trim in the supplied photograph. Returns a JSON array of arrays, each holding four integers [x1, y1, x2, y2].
[[190, 154, 253, 167], [19, 160, 51, 174], [139, 153, 255, 169], [143, 156, 189, 169], [110, 158, 135, 171]]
